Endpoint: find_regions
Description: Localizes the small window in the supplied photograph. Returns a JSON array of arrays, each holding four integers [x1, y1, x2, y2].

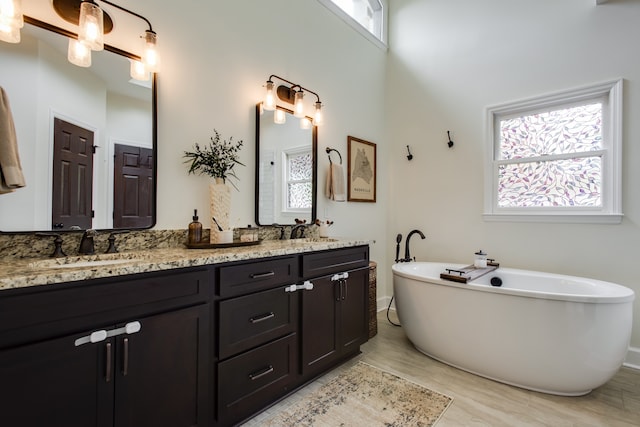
[[484, 79, 623, 223], [283, 148, 313, 212], [317, 0, 386, 48]]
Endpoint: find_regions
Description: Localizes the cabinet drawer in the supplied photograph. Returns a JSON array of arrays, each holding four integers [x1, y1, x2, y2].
[[0, 268, 210, 349], [302, 245, 369, 278], [218, 333, 297, 425], [218, 256, 298, 297], [219, 285, 298, 359]]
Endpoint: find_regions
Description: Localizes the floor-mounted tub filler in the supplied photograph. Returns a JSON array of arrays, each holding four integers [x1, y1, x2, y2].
[[392, 262, 635, 396]]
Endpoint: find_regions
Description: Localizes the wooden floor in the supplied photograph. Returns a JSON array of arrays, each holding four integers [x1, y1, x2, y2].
[[246, 310, 640, 426]]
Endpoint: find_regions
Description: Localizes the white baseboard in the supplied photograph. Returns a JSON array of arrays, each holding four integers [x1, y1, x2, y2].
[[624, 346, 640, 370], [376, 296, 394, 312], [376, 296, 639, 372]]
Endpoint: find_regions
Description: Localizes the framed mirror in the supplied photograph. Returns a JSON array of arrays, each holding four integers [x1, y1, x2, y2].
[[0, 18, 156, 232], [255, 104, 317, 226]]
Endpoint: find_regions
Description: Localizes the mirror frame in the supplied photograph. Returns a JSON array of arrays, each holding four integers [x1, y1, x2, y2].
[[0, 16, 157, 234], [254, 103, 317, 226]]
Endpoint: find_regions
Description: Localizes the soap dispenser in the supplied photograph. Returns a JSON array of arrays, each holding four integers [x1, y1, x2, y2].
[[188, 209, 203, 244]]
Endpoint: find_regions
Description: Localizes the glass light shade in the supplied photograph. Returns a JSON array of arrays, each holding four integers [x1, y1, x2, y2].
[[78, 1, 104, 51], [68, 39, 91, 67], [263, 81, 276, 111], [0, 0, 23, 29], [274, 109, 286, 124], [312, 102, 323, 126], [300, 117, 311, 129], [130, 59, 149, 81], [0, 21, 19, 43], [142, 31, 160, 73], [294, 91, 305, 118]]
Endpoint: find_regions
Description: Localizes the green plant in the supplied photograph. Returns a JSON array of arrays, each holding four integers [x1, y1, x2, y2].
[[184, 129, 244, 188]]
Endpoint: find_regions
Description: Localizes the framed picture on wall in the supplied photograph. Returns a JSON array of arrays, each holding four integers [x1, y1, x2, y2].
[[347, 136, 376, 202]]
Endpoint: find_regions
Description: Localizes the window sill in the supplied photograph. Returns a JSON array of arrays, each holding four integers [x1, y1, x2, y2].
[[482, 213, 623, 224]]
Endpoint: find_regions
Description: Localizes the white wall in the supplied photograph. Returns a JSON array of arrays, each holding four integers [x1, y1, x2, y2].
[[386, 0, 640, 349], [122, 1, 389, 283]]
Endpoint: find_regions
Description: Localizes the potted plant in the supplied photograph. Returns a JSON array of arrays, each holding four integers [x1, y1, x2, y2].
[[184, 130, 244, 243], [183, 129, 244, 189]]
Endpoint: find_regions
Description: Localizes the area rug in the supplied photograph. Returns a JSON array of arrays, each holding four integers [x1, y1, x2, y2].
[[260, 361, 453, 426]]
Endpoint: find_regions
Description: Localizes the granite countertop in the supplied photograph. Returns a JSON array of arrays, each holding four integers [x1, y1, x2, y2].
[[0, 238, 370, 291]]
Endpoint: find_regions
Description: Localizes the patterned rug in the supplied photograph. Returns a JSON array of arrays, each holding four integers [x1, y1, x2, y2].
[[259, 362, 453, 426]]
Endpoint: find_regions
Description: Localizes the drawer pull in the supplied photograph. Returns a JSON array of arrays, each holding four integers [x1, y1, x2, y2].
[[250, 271, 276, 279], [249, 312, 275, 324], [249, 365, 274, 381], [105, 342, 112, 383]]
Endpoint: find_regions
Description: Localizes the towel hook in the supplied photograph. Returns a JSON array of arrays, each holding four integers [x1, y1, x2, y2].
[[325, 147, 342, 165]]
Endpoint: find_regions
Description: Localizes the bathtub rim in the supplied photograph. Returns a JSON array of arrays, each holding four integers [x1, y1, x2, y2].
[[392, 262, 635, 304]]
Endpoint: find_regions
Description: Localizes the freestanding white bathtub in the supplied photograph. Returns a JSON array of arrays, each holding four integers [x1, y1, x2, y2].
[[392, 262, 635, 396]]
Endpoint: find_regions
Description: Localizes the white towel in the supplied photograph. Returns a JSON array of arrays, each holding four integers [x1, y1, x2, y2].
[[0, 86, 26, 194], [325, 163, 346, 202]]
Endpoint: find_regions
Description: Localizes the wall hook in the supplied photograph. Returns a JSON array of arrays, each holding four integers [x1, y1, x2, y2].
[[406, 145, 413, 161], [447, 131, 454, 148]]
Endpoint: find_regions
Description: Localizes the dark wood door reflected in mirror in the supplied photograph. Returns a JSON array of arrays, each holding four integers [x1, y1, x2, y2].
[[0, 19, 157, 232]]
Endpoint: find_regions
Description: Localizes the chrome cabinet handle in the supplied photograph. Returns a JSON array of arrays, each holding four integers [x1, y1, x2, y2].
[[342, 279, 347, 301], [105, 342, 112, 383], [250, 271, 275, 279], [249, 365, 274, 381], [249, 312, 275, 324]]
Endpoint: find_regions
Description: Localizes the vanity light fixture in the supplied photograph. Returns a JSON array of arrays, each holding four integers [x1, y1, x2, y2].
[[0, 0, 23, 43], [5, 0, 163, 81], [262, 74, 324, 126]]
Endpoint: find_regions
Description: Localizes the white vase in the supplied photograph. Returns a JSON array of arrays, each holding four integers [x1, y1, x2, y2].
[[209, 178, 231, 243]]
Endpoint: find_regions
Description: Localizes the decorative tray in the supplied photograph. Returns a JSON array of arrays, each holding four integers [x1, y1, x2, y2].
[[185, 240, 262, 249]]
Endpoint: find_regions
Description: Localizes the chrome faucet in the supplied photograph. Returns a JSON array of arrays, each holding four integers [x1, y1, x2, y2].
[[290, 224, 307, 239], [401, 229, 426, 262], [78, 229, 97, 255]]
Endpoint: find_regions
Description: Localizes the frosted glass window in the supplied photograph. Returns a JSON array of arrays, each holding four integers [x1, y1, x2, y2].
[[497, 104, 603, 208], [285, 151, 312, 210], [484, 79, 622, 223]]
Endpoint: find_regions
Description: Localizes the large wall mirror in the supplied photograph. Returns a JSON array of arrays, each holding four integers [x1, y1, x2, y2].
[[0, 18, 156, 232], [255, 104, 317, 226]]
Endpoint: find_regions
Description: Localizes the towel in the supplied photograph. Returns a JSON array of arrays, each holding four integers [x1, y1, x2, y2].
[[325, 162, 346, 202], [0, 86, 25, 194]]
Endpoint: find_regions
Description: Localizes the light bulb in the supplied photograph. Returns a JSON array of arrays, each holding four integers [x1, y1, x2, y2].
[[130, 59, 149, 81], [0, 0, 23, 27], [274, 109, 286, 124], [294, 90, 305, 118], [313, 102, 323, 126], [263, 81, 276, 111], [0, 0, 22, 43], [300, 118, 311, 129], [68, 39, 91, 67], [78, 1, 104, 51], [142, 30, 160, 73]]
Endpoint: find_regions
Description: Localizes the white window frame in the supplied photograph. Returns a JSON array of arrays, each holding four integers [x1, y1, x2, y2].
[[483, 79, 623, 224], [281, 147, 313, 215], [316, 0, 387, 50]]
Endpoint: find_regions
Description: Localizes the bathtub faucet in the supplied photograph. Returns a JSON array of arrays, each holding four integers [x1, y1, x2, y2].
[[401, 229, 426, 262]]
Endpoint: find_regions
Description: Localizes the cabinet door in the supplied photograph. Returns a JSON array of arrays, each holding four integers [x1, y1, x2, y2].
[[339, 267, 369, 355], [0, 331, 114, 427], [300, 275, 340, 377], [114, 304, 210, 427]]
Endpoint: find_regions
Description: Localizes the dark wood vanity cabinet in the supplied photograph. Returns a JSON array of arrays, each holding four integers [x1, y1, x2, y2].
[[300, 267, 369, 379], [0, 244, 369, 427], [0, 268, 211, 427]]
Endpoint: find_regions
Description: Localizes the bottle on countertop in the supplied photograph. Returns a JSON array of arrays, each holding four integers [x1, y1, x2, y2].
[[188, 209, 203, 244]]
